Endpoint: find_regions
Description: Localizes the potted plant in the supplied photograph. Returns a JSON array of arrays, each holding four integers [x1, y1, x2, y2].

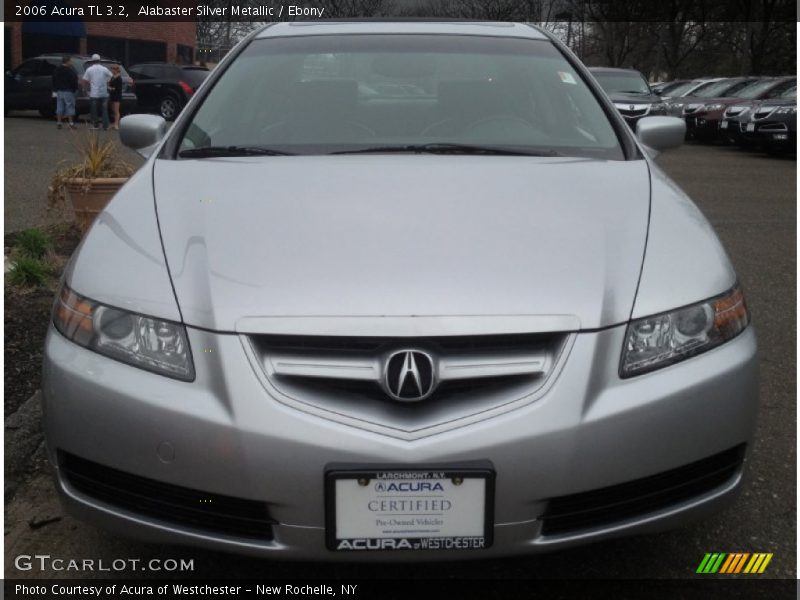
[[48, 133, 135, 233]]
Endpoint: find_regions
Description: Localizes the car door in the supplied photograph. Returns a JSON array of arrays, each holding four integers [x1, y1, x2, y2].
[[32, 58, 59, 111], [148, 65, 173, 105], [129, 65, 157, 110], [5, 59, 42, 109]]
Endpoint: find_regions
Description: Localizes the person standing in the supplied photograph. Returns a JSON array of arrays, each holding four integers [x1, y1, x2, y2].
[[107, 64, 123, 130], [82, 54, 112, 130], [52, 55, 78, 129]]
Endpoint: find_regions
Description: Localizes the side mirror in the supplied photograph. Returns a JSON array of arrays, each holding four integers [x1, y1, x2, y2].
[[636, 116, 686, 153], [119, 114, 168, 158]]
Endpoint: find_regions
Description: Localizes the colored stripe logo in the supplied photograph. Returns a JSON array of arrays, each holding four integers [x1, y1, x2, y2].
[[697, 553, 773, 574]]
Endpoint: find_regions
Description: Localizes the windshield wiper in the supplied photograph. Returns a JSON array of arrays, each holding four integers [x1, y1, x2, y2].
[[330, 143, 561, 156], [615, 90, 648, 95], [178, 145, 295, 158]]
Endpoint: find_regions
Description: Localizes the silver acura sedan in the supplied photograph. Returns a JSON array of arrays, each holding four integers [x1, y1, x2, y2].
[[43, 21, 757, 560]]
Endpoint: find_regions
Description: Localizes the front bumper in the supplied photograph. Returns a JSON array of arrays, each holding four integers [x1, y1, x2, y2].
[[42, 323, 759, 560], [753, 122, 796, 151], [721, 120, 796, 149], [720, 119, 753, 145], [685, 114, 723, 140]]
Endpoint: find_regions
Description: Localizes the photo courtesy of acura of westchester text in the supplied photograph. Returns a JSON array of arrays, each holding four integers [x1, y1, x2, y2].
[[3, 0, 796, 589]]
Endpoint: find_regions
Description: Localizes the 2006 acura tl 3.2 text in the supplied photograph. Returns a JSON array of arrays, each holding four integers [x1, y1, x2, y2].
[[43, 21, 757, 560]]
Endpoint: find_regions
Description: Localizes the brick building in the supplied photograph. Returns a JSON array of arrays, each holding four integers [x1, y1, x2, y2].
[[5, 21, 196, 70]]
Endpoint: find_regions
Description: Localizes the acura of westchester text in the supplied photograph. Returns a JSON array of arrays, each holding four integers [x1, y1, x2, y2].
[[43, 21, 757, 561]]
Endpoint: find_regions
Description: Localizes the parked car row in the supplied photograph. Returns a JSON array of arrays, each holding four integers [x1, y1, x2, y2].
[[591, 68, 796, 154], [719, 85, 796, 153], [4, 54, 209, 121], [667, 75, 795, 153]]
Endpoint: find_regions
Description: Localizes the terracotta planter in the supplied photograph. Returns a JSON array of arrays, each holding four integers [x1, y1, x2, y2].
[[65, 177, 128, 233]]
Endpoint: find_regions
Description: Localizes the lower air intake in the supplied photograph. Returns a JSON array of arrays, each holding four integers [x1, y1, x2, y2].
[[60, 451, 276, 540], [540, 444, 746, 536]]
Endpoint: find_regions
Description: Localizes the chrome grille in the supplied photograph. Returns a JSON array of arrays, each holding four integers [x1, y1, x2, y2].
[[753, 107, 776, 120], [247, 333, 570, 435], [256, 333, 557, 400], [724, 106, 747, 117], [681, 103, 706, 116], [614, 103, 650, 117]]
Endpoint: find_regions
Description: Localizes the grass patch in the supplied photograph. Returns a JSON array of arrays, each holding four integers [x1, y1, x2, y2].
[[8, 256, 49, 287], [14, 228, 52, 259]]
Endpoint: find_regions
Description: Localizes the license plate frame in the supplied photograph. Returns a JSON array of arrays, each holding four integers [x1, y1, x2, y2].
[[325, 463, 495, 552]]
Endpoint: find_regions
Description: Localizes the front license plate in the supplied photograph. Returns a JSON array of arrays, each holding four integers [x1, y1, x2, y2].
[[326, 467, 494, 551], [720, 120, 728, 129], [747, 122, 756, 132]]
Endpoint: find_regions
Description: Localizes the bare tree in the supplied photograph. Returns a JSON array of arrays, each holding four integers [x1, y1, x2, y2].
[[733, 0, 795, 74]]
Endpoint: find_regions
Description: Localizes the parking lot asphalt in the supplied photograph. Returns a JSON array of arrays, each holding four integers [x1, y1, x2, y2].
[[3, 117, 796, 580]]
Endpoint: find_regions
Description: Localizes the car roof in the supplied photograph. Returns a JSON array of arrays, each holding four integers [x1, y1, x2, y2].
[[130, 62, 207, 69], [39, 54, 119, 62], [255, 20, 548, 40]]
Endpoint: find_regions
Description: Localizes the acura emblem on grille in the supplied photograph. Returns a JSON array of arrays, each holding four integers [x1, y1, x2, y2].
[[384, 350, 436, 401]]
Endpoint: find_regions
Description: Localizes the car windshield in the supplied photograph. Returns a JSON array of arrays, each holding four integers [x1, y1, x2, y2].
[[663, 81, 700, 97], [733, 79, 778, 99], [655, 81, 685, 94], [779, 86, 796, 99], [684, 80, 722, 97], [693, 80, 737, 98], [592, 71, 651, 95], [178, 35, 623, 160]]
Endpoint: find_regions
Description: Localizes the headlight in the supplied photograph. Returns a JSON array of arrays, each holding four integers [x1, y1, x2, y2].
[[703, 103, 725, 112], [53, 284, 195, 381], [773, 106, 796, 115], [649, 102, 667, 114], [620, 285, 749, 378]]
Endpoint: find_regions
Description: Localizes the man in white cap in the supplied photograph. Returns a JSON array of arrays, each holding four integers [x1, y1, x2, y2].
[[82, 54, 112, 130]]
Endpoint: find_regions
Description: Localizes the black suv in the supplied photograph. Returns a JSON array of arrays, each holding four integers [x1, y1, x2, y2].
[[127, 63, 209, 120], [588, 67, 667, 128], [5, 54, 136, 117]]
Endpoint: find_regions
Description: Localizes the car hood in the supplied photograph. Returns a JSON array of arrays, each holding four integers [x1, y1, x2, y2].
[[153, 156, 651, 333], [607, 92, 662, 105], [690, 96, 744, 106]]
